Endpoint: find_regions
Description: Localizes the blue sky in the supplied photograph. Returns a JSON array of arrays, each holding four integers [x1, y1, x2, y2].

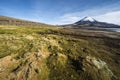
[[0, 0, 120, 25]]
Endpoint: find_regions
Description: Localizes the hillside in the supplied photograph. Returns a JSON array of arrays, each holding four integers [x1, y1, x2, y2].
[[0, 16, 53, 27], [0, 23, 120, 80]]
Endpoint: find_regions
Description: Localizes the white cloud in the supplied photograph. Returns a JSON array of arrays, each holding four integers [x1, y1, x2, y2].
[[58, 9, 103, 24], [58, 10, 120, 25], [57, 2, 120, 25], [60, 16, 80, 24], [94, 11, 120, 25]]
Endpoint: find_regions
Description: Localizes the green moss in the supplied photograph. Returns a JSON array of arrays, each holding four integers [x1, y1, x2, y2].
[[38, 60, 50, 80], [47, 53, 80, 80], [48, 45, 61, 54]]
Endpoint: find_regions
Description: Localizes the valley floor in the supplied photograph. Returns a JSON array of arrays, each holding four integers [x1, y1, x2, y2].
[[0, 25, 120, 80]]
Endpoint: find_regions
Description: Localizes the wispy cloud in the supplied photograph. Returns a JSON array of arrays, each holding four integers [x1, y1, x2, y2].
[[1, 0, 120, 25], [58, 1, 120, 25], [94, 11, 120, 25]]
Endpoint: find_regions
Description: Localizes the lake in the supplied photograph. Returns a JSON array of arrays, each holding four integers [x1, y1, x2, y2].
[[104, 28, 120, 32]]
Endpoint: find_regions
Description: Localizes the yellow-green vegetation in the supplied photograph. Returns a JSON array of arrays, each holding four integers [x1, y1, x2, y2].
[[0, 25, 120, 80]]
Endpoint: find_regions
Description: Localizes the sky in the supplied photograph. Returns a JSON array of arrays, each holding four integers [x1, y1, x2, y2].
[[0, 0, 120, 25]]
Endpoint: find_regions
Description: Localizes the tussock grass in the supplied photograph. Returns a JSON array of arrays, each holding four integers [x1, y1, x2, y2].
[[0, 25, 120, 80]]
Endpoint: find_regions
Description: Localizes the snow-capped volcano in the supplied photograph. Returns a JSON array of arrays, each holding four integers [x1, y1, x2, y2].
[[74, 16, 120, 28], [81, 16, 96, 22]]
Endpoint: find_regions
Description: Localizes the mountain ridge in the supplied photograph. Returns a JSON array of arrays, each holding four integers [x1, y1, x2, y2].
[[0, 15, 120, 28], [79, 16, 97, 22], [74, 16, 120, 28], [0, 15, 53, 27]]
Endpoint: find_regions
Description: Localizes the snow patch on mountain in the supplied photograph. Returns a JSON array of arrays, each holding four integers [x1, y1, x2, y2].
[[81, 17, 96, 22]]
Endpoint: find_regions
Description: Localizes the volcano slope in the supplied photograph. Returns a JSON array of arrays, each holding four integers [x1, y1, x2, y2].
[[0, 25, 120, 80]]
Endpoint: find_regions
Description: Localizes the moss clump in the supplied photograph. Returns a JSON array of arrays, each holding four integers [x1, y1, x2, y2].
[[48, 45, 61, 54], [47, 53, 80, 80]]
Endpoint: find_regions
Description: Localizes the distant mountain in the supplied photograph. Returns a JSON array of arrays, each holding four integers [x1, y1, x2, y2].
[[76, 16, 97, 22], [74, 16, 120, 28]]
